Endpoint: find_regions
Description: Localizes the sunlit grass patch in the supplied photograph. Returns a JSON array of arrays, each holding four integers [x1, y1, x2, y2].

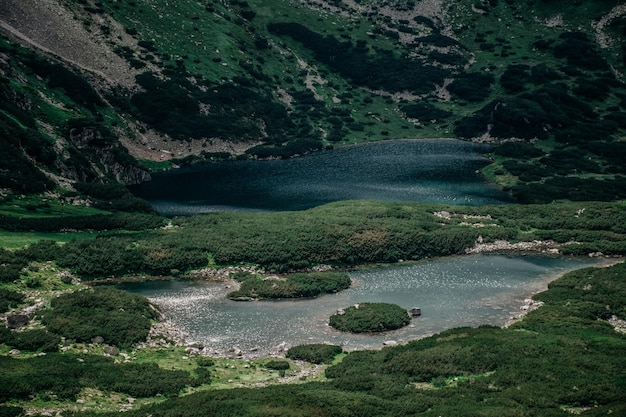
[[0, 195, 108, 218], [0, 230, 98, 249]]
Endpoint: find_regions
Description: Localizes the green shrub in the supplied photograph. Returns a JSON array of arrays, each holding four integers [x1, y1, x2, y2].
[[286, 343, 343, 364], [0, 289, 24, 313], [41, 286, 158, 348], [0, 353, 194, 402], [400, 103, 451, 121], [0, 406, 23, 417], [265, 360, 290, 370], [448, 72, 494, 102], [5, 329, 61, 352], [329, 302, 410, 333], [196, 357, 215, 367], [268, 22, 449, 94]]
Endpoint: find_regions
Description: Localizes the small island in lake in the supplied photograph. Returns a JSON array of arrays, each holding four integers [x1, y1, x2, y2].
[[329, 302, 412, 333], [227, 271, 351, 300]]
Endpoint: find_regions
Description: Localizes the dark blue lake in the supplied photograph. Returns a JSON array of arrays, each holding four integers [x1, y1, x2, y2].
[[130, 139, 513, 215]]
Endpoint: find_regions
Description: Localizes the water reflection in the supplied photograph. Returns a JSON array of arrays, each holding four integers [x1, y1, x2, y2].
[[121, 255, 600, 357]]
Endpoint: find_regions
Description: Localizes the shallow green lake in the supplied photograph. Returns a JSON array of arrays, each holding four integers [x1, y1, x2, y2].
[[121, 254, 601, 357]]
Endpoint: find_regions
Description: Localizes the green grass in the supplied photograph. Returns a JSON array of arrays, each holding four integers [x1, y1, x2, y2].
[[137, 159, 173, 171], [0, 195, 109, 218], [0, 230, 98, 249]]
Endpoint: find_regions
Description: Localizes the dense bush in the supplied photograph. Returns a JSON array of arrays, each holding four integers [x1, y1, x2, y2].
[[0, 248, 29, 283], [0, 353, 194, 402], [1, 328, 61, 352], [455, 96, 549, 139], [128, 71, 297, 144], [553, 32, 610, 71], [511, 176, 626, 203], [329, 302, 411, 333], [0, 406, 22, 417], [492, 141, 544, 158], [265, 360, 290, 370], [196, 357, 215, 367], [21, 55, 104, 110], [400, 103, 451, 121], [0, 102, 55, 193], [455, 81, 603, 141], [0, 212, 163, 232], [41, 286, 158, 347], [0, 289, 24, 312], [268, 22, 449, 94], [43, 200, 626, 278], [286, 343, 343, 364], [448, 72, 494, 102], [500, 64, 531, 93]]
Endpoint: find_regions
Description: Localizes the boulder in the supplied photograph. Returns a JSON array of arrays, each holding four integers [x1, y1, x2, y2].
[[6, 314, 30, 329], [186, 341, 204, 350], [185, 347, 201, 356], [409, 307, 422, 317], [103, 344, 120, 356], [229, 346, 242, 356]]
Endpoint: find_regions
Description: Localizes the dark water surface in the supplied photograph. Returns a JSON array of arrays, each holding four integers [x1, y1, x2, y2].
[[130, 139, 513, 215], [121, 255, 601, 357]]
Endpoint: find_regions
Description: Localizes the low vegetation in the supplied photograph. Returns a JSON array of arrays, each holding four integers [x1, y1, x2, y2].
[[9, 200, 617, 278], [0, 353, 203, 402]]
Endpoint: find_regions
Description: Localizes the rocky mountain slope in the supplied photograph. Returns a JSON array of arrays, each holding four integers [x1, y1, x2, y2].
[[0, 0, 625, 201]]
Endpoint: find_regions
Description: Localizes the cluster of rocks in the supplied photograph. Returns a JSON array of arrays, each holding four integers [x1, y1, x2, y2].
[[137, 321, 189, 349], [306, 264, 334, 273], [505, 298, 544, 326], [186, 265, 265, 281], [465, 239, 560, 255], [608, 315, 626, 333]]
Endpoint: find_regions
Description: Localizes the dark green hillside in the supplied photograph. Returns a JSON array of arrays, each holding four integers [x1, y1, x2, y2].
[[1, 0, 625, 203]]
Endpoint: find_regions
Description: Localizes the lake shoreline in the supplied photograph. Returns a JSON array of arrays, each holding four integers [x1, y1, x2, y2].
[[130, 254, 622, 360]]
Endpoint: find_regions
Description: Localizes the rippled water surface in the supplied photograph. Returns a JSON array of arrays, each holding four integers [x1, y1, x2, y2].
[[130, 139, 513, 215], [121, 255, 600, 357]]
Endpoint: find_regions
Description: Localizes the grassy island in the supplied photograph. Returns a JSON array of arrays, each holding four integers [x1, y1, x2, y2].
[[227, 271, 351, 300], [329, 302, 411, 333]]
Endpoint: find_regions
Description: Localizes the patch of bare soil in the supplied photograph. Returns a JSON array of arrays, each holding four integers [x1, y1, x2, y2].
[[0, 0, 139, 87], [592, 4, 626, 49], [118, 126, 261, 161], [0, 0, 262, 161]]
